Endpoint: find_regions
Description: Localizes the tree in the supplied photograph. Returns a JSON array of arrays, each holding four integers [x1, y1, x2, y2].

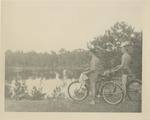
[[89, 21, 142, 79], [5, 49, 90, 70]]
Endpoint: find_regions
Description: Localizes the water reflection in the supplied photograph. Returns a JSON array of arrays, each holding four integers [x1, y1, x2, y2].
[[5, 69, 58, 82], [25, 73, 74, 98], [5, 69, 83, 81], [5, 69, 82, 99]]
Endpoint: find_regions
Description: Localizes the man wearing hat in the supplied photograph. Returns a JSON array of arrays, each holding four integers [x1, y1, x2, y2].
[[112, 42, 132, 98]]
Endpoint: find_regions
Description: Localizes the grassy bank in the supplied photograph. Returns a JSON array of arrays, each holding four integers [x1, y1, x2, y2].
[[5, 97, 141, 112]]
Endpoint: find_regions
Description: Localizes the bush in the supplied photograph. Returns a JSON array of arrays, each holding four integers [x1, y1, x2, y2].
[[5, 85, 12, 99], [51, 86, 65, 99], [30, 86, 46, 100], [12, 80, 30, 100]]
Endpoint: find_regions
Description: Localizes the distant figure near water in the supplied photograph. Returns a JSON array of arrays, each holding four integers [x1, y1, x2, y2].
[[62, 70, 69, 87], [63, 70, 68, 80]]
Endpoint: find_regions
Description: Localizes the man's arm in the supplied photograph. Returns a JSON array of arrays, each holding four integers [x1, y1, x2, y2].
[[117, 55, 126, 70], [112, 55, 125, 72], [83, 69, 94, 75]]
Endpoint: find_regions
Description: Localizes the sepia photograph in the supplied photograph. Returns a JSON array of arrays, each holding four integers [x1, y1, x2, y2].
[[1, 0, 150, 119]]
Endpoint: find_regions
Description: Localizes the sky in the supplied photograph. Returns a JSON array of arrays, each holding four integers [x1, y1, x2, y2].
[[2, 0, 144, 53]]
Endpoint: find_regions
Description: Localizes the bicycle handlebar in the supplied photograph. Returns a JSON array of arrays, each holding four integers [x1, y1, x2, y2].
[[110, 65, 119, 72], [111, 66, 120, 71]]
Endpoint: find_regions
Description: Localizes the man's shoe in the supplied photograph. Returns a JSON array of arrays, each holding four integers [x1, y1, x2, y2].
[[90, 100, 95, 105]]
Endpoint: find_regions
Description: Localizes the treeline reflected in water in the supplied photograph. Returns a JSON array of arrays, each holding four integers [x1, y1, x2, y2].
[[5, 68, 83, 82]]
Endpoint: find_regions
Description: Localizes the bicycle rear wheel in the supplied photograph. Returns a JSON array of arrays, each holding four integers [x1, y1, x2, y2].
[[101, 82, 124, 105], [68, 81, 89, 101], [126, 79, 142, 102]]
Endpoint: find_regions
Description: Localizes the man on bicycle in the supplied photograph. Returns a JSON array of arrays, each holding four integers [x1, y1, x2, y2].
[[111, 42, 132, 97]]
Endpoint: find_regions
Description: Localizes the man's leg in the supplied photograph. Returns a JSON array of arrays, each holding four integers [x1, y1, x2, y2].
[[89, 72, 98, 104], [90, 82, 96, 104], [122, 74, 128, 95]]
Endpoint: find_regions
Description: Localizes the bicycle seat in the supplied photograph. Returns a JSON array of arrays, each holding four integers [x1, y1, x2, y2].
[[127, 74, 134, 77], [127, 74, 135, 79], [98, 74, 106, 77]]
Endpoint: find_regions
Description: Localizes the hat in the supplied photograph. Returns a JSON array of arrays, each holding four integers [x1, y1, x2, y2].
[[120, 41, 130, 48]]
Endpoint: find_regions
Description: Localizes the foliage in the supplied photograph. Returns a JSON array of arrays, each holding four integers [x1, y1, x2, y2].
[[30, 86, 46, 100], [51, 86, 65, 99], [8, 80, 30, 100], [5, 78, 47, 100], [5, 49, 90, 70], [88, 21, 142, 79], [5, 85, 12, 99]]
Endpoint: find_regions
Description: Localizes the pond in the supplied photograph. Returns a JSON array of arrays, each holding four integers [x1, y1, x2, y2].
[[5, 68, 83, 100]]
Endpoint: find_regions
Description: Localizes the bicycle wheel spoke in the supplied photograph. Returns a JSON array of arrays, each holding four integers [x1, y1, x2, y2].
[[127, 80, 142, 102], [68, 81, 89, 101], [102, 83, 123, 105]]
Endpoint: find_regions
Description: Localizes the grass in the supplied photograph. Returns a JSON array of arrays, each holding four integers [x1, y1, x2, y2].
[[5, 97, 141, 112]]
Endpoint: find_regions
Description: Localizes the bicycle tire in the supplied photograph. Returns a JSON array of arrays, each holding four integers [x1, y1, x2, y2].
[[126, 79, 142, 102], [68, 81, 89, 101], [101, 82, 124, 105]]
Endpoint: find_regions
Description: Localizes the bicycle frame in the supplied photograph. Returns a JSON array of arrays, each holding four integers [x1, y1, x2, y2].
[[83, 74, 114, 96], [68, 72, 124, 104]]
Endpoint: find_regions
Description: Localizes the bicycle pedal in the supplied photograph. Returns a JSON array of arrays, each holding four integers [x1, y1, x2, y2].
[[97, 95, 101, 98]]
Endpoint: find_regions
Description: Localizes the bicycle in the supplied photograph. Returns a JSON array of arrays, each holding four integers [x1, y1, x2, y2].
[[111, 67, 142, 102], [122, 74, 142, 102], [68, 69, 124, 105]]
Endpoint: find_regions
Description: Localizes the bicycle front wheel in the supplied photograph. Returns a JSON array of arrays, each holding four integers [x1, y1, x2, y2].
[[68, 81, 89, 101], [101, 82, 124, 105], [126, 79, 142, 102]]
